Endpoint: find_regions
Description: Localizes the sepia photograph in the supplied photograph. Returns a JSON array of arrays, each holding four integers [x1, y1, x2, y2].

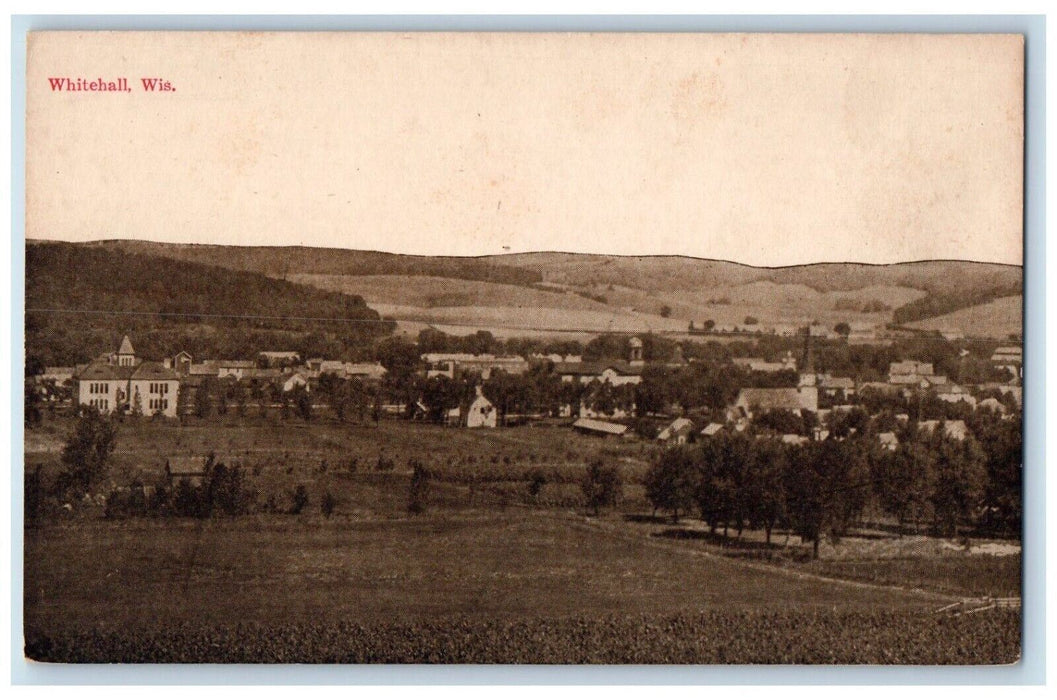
[[20, 29, 1025, 665]]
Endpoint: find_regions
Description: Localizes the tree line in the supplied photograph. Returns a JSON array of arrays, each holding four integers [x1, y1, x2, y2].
[[644, 411, 1020, 557]]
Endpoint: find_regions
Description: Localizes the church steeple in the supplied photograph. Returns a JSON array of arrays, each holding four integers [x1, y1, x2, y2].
[[801, 326, 815, 374]]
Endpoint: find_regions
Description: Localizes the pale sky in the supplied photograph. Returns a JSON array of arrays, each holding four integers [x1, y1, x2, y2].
[[26, 32, 1024, 266]]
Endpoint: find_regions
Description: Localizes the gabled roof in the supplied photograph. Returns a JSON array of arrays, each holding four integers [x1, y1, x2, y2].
[[554, 361, 602, 376], [218, 360, 256, 369], [345, 362, 387, 377], [818, 376, 855, 390], [572, 418, 628, 435], [188, 363, 220, 376], [130, 361, 178, 381], [736, 388, 803, 412], [77, 360, 135, 381], [701, 422, 725, 436], [889, 360, 934, 376], [117, 335, 135, 355], [658, 417, 694, 440]]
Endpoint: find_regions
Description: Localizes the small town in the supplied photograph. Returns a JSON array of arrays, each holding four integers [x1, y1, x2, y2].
[[31, 329, 1022, 438]]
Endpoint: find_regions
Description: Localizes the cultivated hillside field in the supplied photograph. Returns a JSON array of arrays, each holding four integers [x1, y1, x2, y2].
[[906, 295, 1024, 339]]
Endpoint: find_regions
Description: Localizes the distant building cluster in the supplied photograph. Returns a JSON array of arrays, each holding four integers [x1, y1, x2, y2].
[[37, 329, 1022, 446], [52, 335, 387, 418]]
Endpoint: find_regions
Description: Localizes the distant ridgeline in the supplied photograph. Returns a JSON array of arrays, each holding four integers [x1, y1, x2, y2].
[[81, 239, 544, 286], [26, 242, 394, 367]]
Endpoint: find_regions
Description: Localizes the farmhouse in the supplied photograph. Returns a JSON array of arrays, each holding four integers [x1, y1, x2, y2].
[[343, 362, 388, 381], [935, 383, 977, 407], [817, 374, 856, 399], [657, 418, 695, 444], [554, 361, 644, 387], [39, 366, 75, 385], [734, 373, 818, 418], [888, 361, 940, 385], [734, 388, 802, 416], [978, 397, 1008, 415], [445, 386, 497, 428], [991, 345, 1023, 380], [918, 419, 970, 441], [878, 432, 899, 451], [700, 422, 725, 437], [423, 353, 529, 379], [216, 360, 256, 380], [732, 352, 797, 373], [257, 350, 301, 367], [164, 456, 210, 487], [282, 372, 310, 393]]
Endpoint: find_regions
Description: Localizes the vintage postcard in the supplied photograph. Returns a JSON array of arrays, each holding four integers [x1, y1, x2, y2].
[[23, 31, 1024, 664]]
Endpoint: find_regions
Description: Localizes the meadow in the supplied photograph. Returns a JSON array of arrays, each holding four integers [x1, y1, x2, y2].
[[22, 415, 1022, 663]]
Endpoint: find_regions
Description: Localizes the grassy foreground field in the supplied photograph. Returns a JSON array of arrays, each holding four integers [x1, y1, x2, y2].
[[23, 510, 1018, 664], [23, 416, 1021, 663]]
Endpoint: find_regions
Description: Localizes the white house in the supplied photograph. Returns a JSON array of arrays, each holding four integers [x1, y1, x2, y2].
[[657, 418, 695, 444]]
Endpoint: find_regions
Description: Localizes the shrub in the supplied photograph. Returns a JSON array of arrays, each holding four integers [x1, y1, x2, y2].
[[526, 468, 547, 499], [408, 460, 430, 514], [289, 485, 309, 515], [581, 458, 622, 515], [320, 490, 336, 519]]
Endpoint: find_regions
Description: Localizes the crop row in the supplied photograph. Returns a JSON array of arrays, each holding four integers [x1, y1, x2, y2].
[[25, 609, 1020, 664]]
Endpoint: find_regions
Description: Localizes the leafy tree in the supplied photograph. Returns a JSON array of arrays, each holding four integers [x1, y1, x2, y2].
[[834, 322, 851, 338], [230, 379, 247, 417], [635, 366, 677, 417], [289, 384, 313, 421], [967, 410, 1022, 534], [871, 440, 935, 536], [375, 337, 421, 384], [194, 377, 215, 418], [660, 305, 672, 318], [482, 371, 529, 425], [130, 389, 143, 419], [59, 407, 119, 494], [744, 316, 759, 326], [694, 431, 749, 535], [645, 446, 697, 521], [581, 458, 622, 515], [784, 438, 870, 558], [928, 429, 988, 538], [754, 409, 803, 435], [744, 438, 788, 544]]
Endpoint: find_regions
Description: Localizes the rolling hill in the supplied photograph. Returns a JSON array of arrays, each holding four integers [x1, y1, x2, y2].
[[25, 242, 392, 367], [28, 240, 1024, 341]]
